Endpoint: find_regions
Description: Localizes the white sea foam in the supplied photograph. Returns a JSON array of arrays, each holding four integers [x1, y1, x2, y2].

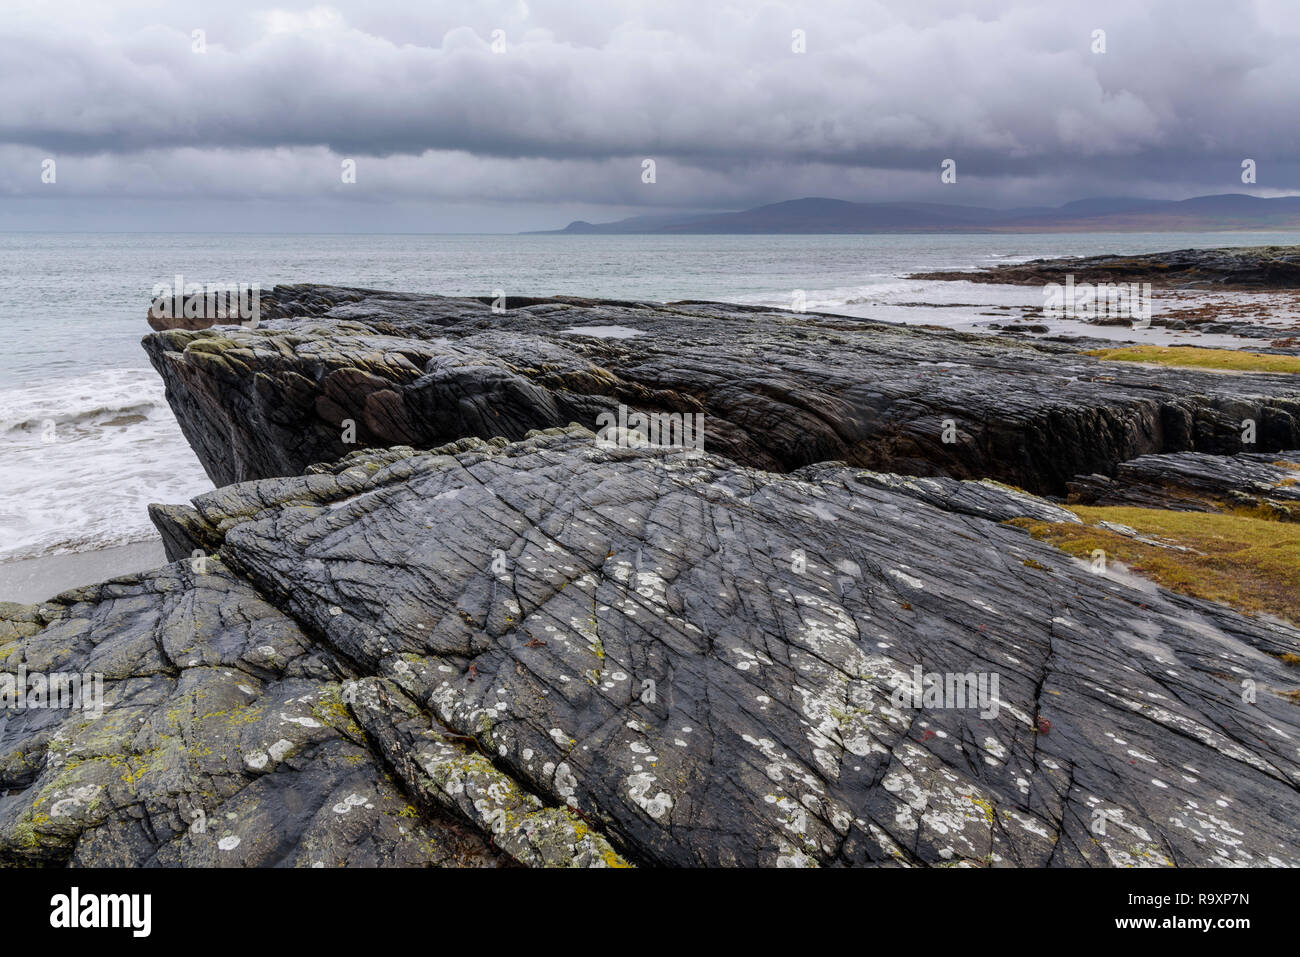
[[0, 369, 212, 562]]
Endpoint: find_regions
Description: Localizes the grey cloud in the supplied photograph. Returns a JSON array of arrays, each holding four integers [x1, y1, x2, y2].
[[2, 0, 1298, 218]]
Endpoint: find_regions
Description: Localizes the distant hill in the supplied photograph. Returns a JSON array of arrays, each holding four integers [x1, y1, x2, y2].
[[553, 212, 714, 234], [527, 194, 1300, 234]]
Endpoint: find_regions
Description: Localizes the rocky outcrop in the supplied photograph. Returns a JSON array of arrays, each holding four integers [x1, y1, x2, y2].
[[0, 544, 626, 868], [7, 427, 1300, 866], [143, 285, 1300, 495], [8, 285, 1300, 868], [910, 245, 1300, 289], [0, 562, 509, 866], [147, 502, 225, 559], [1069, 449, 1300, 518]]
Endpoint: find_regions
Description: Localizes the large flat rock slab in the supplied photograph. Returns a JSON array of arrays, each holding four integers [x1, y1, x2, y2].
[[143, 285, 1300, 494], [138, 428, 1300, 866]]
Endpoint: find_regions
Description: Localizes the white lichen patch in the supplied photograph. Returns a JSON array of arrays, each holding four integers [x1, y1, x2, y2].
[[50, 784, 103, 819], [626, 772, 673, 819], [332, 793, 372, 814]]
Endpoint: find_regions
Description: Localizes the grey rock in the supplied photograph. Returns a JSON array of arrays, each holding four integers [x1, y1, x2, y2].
[[13, 285, 1300, 868], [147, 503, 223, 561], [910, 245, 1300, 290], [838, 470, 1082, 525], [0, 561, 508, 867], [143, 286, 1300, 495], [1068, 449, 1300, 518], [103, 428, 1300, 866]]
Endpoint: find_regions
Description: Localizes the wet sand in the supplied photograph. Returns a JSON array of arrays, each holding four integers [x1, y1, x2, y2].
[[0, 540, 167, 604]]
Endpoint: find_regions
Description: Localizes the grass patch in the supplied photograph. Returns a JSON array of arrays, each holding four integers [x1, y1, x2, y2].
[[1011, 505, 1300, 624], [1085, 345, 1300, 374]]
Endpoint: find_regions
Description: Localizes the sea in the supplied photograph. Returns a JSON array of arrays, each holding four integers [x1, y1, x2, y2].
[[2, 230, 1298, 568]]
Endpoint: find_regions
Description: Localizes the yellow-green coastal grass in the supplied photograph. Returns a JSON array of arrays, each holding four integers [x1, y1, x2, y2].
[[1011, 505, 1300, 625], [1274, 461, 1300, 489], [1085, 345, 1300, 374]]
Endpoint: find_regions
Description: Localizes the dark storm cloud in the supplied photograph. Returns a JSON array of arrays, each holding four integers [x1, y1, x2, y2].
[[2, 0, 1299, 221]]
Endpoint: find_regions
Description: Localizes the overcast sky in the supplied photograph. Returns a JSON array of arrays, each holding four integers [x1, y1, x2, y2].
[[3, 0, 1298, 232]]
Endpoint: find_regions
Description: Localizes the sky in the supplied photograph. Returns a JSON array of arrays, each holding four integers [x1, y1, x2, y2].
[[2, 0, 1299, 232]]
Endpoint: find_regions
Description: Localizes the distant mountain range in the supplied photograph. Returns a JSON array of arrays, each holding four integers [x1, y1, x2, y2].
[[528, 194, 1300, 235]]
